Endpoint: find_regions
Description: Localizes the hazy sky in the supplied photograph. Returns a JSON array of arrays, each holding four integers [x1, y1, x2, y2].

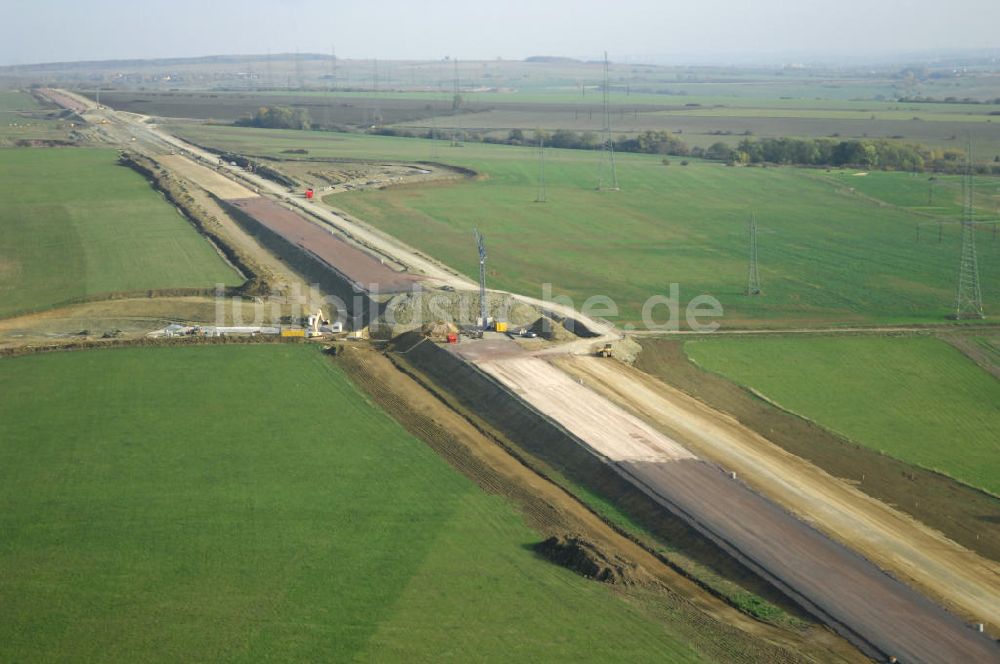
[[3, 0, 999, 66]]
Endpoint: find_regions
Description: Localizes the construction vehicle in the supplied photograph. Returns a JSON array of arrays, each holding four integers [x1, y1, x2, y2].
[[595, 342, 613, 358], [306, 309, 342, 337], [307, 309, 327, 337]]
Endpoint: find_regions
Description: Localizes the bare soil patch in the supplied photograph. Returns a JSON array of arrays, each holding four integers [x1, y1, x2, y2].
[[158, 154, 258, 200], [262, 158, 461, 193], [534, 534, 648, 585]]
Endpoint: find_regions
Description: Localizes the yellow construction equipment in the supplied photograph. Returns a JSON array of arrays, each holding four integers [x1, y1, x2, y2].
[[494, 321, 508, 333], [595, 342, 613, 358], [307, 309, 328, 337]]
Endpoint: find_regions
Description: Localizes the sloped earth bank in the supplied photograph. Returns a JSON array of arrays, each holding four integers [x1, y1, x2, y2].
[[334, 344, 863, 664], [418, 334, 997, 663], [558, 353, 1000, 635]]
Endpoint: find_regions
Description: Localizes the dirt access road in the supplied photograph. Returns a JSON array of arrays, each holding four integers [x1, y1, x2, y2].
[[455, 337, 999, 663], [47, 90, 622, 341], [557, 356, 1000, 631]]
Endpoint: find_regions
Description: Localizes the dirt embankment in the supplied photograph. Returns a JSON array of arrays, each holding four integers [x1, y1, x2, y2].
[[0, 330, 305, 358], [534, 535, 647, 585], [635, 338, 1000, 566], [384, 333, 817, 624], [156, 153, 258, 200], [335, 344, 862, 664], [0, 296, 290, 351], [118, 152, 271, 296]]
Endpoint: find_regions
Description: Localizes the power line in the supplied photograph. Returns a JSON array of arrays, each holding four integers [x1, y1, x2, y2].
[[330, 44, 337, 90], [293, 50, 304, 89], [451, 58, 462, 147], [747, 213, 762, 296], [535, 135, 547, 203], [954, 147, 985, 319], [371, 58, 383, 128], [474, 228, 488, 330], [597, 51, 619, 191]]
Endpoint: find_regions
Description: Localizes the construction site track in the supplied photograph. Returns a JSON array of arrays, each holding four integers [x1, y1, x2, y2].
[[335, 344, 862, 664]]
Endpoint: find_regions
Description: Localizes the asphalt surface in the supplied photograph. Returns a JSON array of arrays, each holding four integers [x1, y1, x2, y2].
[[226, 197, 422, 294], [467, 338, 999, 663], [622, 459, 999, 664]]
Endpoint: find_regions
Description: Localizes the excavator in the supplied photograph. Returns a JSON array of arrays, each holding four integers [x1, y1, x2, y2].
[[306, 309, 342, 337]]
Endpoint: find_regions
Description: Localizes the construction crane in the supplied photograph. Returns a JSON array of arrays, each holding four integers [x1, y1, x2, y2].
[[474, 228, 488, 330]]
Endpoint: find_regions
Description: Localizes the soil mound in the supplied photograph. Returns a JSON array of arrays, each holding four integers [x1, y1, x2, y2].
[[534, 534, 645, 585]]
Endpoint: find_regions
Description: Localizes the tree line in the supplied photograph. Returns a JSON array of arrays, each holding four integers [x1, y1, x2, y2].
[[237, 108, 994, 174], [236, 106, 311, 130]]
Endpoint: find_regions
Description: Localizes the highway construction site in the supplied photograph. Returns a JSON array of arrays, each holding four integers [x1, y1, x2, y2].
[[11, 88, 1000, 663]]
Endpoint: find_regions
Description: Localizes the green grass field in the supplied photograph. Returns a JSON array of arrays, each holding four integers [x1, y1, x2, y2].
[[826, 170, 1000, 220], [0, 90, 43, 113], [0, 90, 74, 144], [683, 335, 1000, 495], [0, 148, 241, 317], [0, 345, 705, 662], [174, 124, 998, 327]]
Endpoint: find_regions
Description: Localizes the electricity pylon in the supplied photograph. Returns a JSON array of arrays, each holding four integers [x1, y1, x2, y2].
[[474, 228, 488, 329], [954, 157, 985, 318], [597, 51, 619, 191], [914, 141, 992, 318], [746, 213, 762, 295], [954, 219, 984, 319], [535, 135, 547, 203]]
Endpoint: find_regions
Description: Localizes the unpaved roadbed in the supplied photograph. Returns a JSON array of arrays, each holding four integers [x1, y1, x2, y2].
[[459, 337, 998, 663], [559, 355, 1000, 631]]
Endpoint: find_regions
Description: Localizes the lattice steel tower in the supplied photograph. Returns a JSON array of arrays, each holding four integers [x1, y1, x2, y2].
[[954, 159, 985, 318], [475, 228, 488, 329], [535, 135, 547, 203], [597, 51, 619, 191], [451, 58, 462, 147], [747, 213, 761, 295]]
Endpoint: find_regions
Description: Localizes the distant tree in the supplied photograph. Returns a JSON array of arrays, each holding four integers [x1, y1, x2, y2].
[[704, 141, 734, 161], [239, 105, 311, 130]]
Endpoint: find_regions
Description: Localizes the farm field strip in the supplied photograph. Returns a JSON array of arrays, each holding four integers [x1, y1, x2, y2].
[[0, 148, 242, 318], [683, 335, 1000, 495], [169, 123, 1000, 328]]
